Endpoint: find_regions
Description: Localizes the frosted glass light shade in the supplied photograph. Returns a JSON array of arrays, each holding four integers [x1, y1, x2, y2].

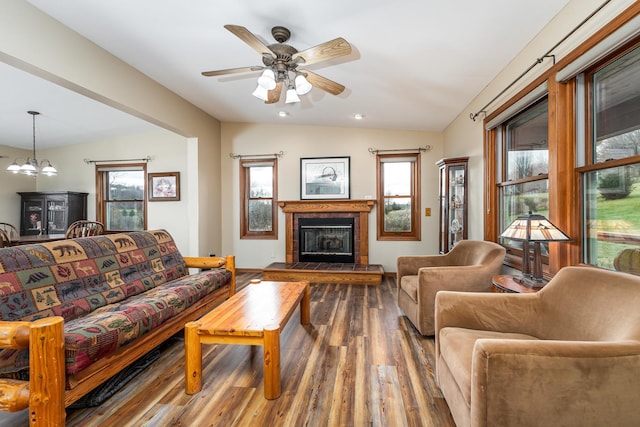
[[285, 88, 300, 104], [294, 74, 312, 95], [257, 69, 276, 90], [252, 84, 269, 101]]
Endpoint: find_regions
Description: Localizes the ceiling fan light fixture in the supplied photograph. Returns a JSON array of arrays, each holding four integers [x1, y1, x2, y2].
[[294, 74, 312, 95], [257, 69, 277, 90], [285, 87, 300, 104], [252, 84, 269, 101]]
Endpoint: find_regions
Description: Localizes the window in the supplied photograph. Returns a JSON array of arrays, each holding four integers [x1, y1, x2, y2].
[[497, 99, 550, 256], [376, 153, 421, 240], [96, 163, 147, 231], [240, 159, 277, 239], [580, 42, 640, 270]]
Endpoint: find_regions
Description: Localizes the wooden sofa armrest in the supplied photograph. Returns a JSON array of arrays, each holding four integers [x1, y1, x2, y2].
[[183, 255, 236, 296], [0, 317, 65, 426]]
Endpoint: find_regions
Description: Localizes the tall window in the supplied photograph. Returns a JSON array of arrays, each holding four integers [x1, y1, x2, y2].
[[581, 42, 640, 270], [240, 159, 277, 239], [96, 163, 147, 231], [499, 99, 550, 240], [376, 153, 420, 240]]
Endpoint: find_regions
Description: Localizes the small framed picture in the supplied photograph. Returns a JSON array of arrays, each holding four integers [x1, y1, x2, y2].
[[148, 172, 180, 201], [300, 157, 350, 200]]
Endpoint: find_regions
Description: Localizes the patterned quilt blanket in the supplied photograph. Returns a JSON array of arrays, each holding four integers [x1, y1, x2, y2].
[[0, 229, 231, 376]]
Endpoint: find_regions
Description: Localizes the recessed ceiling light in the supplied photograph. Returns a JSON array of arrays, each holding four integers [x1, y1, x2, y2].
[[354, 113, 364, 120], [278, 111, 289, 117]]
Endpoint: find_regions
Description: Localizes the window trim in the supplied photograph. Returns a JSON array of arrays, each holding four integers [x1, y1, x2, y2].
[[239, 158, 278, 240], [376, 153, 421, 241]]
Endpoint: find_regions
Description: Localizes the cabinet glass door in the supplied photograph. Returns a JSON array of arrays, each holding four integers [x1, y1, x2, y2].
[[47, 199, 67, 234], [448, 165, 466, 250], [23, 200, 45, 234]]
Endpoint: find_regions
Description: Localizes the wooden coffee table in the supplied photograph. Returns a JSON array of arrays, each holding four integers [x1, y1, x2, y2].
[[184, 280, 310, 399]]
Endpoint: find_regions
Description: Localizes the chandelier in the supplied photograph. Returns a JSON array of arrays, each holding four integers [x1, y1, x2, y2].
[[6, 111, 57, 177]]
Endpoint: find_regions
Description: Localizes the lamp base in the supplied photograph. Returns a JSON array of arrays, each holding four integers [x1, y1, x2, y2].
[[512, 275, 547, 289]]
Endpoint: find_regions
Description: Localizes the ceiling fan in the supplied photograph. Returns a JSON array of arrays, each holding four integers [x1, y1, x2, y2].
[[202, 25, 352, 104]]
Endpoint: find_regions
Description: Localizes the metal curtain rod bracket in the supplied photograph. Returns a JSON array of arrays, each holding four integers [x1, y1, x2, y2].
[[469, 0, 611, 122], [229, 151, 284, 159], [84, 156, 152, 164], [368, 145, 432, 156]]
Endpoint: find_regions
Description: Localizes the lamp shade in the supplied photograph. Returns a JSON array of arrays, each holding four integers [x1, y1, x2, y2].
[[257, 69, 276, 90], [294, 74, 312, 95], [252, 84, 269, 101], [501, 212, 570, 242], [285, 87, 300, 104]]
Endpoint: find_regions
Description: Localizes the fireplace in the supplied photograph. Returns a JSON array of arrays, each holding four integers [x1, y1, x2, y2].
[[278, 200, 375, 264], [299, 217, 354, 263]]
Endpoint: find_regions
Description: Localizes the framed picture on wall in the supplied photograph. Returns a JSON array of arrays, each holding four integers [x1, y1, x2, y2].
[[300, 156, 350, 200], [148, 172, 180, 201]]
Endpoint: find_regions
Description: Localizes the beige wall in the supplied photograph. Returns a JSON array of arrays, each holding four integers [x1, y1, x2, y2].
[[0, 0, 222, 256], [442, 0, 637, 240], [221, 123, 443, 271], [1, 145, 35, 227]]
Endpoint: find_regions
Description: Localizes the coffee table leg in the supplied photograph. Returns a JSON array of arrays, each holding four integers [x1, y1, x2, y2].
[[263, 325, 281, 399], [300, 280, 310, 325], [185, 321, 202, 394]]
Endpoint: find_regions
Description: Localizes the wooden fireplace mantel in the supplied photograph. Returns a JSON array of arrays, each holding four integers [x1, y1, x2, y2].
[[278, 199, 375, 213], [278, 200, 376, 264]]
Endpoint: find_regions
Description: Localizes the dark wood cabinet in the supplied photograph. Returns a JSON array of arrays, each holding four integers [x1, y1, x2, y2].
[[437, 157, 468, 253], [18, 191, 88, 235]]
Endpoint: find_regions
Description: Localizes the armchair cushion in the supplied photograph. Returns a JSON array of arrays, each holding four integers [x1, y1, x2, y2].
[[435, 266, 640, 427], [397, 240, 506, 335]]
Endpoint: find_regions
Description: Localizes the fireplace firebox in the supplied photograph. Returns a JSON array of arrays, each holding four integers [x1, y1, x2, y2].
[[298, 217, 354, 263]]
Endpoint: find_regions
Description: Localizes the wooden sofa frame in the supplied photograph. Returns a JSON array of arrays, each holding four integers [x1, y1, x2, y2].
[[0, 255, 235, 426]]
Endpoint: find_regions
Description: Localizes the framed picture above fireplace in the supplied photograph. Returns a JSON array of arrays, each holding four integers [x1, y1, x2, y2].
[[300, 156, 350, 200]]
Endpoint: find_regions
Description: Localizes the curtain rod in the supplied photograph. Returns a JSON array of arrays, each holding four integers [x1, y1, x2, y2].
[[229, 151, 284, 159], [368, 145, 432, 155], [84, 156, 151, 164], [469, 0, 611, 121]]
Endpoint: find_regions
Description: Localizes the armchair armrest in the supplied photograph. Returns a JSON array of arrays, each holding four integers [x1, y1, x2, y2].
[[471, 339, 640, 427], [397, 254, 450, 278]]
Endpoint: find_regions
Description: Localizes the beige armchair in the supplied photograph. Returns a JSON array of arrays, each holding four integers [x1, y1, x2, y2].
[[435, 266, 640, 427], [396, 240, 505, 335]]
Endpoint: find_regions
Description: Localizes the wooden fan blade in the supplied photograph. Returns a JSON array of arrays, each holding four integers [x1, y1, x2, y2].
[[202, 66, 261, 77], [224, 25, 274, 57], [266, 82, 283, 104], [292, 37, 352, 66], [303, 70, 346, 95]]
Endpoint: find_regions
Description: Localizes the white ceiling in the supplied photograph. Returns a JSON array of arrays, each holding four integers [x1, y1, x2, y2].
[[1, 0, 572, 151]]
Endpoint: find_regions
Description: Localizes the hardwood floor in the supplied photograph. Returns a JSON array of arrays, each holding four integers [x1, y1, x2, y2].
[[0, 272, 455, 427]]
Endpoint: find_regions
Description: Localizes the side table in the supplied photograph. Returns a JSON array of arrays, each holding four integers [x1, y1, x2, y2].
[[491, 275, 541, 293]]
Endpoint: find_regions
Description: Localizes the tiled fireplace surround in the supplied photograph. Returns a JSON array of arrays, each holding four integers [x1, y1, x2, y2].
[[278, 200, 375, 264]]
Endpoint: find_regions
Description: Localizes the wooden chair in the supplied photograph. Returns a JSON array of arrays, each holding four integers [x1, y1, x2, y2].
[[65, 221, 105, 238], [0, 223, 19, 245], [0, 229, 9, 248]]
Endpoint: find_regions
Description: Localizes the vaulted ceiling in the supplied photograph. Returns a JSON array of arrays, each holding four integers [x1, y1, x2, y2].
[[1, 0, 571, 150]]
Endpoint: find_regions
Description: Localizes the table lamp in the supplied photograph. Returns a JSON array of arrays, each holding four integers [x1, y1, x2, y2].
[[500, 211, 571, 288]]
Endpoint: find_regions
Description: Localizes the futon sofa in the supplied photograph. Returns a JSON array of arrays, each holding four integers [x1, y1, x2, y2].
[[435, 266, 640, 427], [0, 229, 235, 425]]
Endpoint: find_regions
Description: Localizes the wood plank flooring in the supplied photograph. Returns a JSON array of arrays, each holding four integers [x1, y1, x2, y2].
[[0, 272, 455, 427]]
